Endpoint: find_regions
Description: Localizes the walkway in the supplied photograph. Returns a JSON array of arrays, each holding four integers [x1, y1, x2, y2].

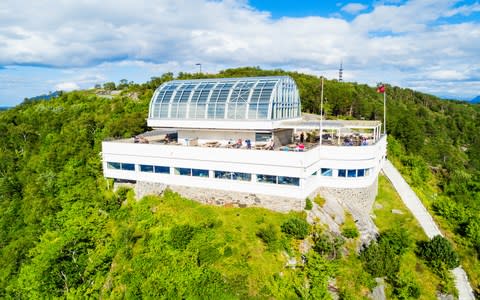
[[383, 160, 475, 300]]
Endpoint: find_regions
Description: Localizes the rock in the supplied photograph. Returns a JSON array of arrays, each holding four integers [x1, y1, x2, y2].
[[391, 209, 404, 214], [371, 278, 386, 300]]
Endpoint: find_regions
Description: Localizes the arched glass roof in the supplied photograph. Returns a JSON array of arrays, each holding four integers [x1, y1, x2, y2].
[[148, 76, 300, 121]]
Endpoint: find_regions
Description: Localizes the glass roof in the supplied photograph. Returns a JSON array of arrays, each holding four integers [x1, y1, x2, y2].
[[148, 76, 301, 121]]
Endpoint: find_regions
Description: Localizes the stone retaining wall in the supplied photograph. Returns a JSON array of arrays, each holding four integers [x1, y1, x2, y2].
[[115, 178, 378, 218]]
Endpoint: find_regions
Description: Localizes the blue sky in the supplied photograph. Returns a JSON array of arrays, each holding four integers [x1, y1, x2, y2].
[[0, 0, 479, 106]]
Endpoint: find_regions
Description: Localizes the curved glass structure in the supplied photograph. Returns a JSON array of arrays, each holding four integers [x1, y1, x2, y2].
[[148, 76, 300, 121]]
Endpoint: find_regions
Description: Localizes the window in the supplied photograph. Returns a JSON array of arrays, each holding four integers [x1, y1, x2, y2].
[[257, 174, 277, 184], [232, 172, 251, 181], [255, 132, 272, 142], [321, 168, 333, 176], [357, 169, 365, 177], [347, 169, 357, 177], [107, 162, 121, 170], [140, 165, 154, 172], [214, 171, 251, 181], [154, 166, 170, 174], [107, 162, 134, 171], [338, 169, 346, 177], [278, 176, 300, 186], [192, 169, 209, 177], [175, 167, 191, 176]]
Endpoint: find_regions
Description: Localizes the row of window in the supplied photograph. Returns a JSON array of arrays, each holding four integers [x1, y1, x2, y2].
[[313, 168, 371, 178], [106, 162, 300, 186]]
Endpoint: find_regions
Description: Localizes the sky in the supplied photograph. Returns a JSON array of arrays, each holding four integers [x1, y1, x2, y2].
[[0, 0, 479, 106]]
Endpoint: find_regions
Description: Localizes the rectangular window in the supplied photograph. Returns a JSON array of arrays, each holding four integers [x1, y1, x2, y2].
[[357, 169, 365, 177], [121, 163, 135, 171], [214, 170, 230, 179], [255, 132, 272, 142], [278, 176, 300, 186], [365, 168, 371, 176], [257, 174, 277, 184], [338, 169, 346, 177], [107, 162, 121, 170], [232, 172, 251, 181], [321, 168, 333, 176], [154, 166, 170, 174], [140, 165, 154, 172], [347, 169, 357, 177], [192, 169, 209, 177], [175, 167, 191, 176]]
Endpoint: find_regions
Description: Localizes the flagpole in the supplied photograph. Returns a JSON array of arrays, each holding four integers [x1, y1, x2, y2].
[[320, 76, 324, 146], [383, 88, 386, 135]]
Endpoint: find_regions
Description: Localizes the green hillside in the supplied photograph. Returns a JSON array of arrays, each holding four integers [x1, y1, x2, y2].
[[1, 68, 479, 298]]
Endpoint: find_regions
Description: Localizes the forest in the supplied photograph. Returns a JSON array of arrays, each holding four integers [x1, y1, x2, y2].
[[0, 67, 479, 298]]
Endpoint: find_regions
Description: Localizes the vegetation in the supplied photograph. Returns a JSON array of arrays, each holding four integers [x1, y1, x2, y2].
[[1, 66, 480, 297]]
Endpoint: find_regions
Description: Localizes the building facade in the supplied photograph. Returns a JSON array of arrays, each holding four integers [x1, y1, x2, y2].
[[102, 76, 387, 212]]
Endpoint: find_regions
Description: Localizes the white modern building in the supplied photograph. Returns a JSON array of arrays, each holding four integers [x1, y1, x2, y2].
[[102, 76, 387, 211]]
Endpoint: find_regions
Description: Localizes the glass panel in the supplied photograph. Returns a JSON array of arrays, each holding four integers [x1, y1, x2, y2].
[[121, 163, 135, 171], [347, 169, 357, 177], [357, 169, 365, 177], [255, 132, 272, 142], [192, 169, 209, 177], [321, 168, 333, 176], [107, 162, 121, 170], [140, 165, 154, 172], [232, 172, 251, 181], [214, 170, 231, 179], [154, 166, 170, 174], [175, 167, 191, 176], [338, 169, 346, 177], [257, 174, 277, 184], [278, 176, 300, 186]]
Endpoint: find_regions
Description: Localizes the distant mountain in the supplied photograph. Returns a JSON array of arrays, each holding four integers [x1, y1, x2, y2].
[[471, 96, 480, 103], [0, 106, 12, 111]]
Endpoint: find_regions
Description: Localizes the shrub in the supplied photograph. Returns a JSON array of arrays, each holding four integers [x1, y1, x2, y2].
[[305, 198, 313, 210], [313, 233, 344, 259], [169, 224, 196, 249], [359, 242, 399, 278], [313, 195, 325, 207], [341, 227, 359, 239], [257, 224, 280, 250], [416, 235, 460, 271], [378, 228, 412, 256], [281, 217, 310, 239], [392, 271, 421, 300]]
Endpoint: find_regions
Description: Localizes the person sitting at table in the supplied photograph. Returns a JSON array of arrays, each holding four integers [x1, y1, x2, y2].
[[235, 138, 242, 148], [265, 138, 275, 150], [296, 143, 305, 151], [245, 139, 251, 149]]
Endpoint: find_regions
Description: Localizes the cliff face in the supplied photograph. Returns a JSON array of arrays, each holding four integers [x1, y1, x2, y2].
[[471, 95, 480, 103]]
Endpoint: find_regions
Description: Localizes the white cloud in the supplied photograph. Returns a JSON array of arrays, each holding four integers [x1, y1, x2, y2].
[[55, 82, 79, 91], [341, 3, 369, 14], [0, 0, 478, 101]]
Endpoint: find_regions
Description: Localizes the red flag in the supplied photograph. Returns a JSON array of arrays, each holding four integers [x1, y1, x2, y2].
[[376, 84, 385, 93]]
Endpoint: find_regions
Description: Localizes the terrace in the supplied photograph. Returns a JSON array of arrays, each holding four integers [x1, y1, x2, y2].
[[113, 119, 383, 152]]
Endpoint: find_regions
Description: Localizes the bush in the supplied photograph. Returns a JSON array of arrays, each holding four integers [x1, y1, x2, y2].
[[169, 224, 197, 249], [416, 235, 460, 271], [378, 228, 412, 256], [392, 271, 421, 300], [257, 224, 280, 250], [281, 217, 310, 239], [359, 242, 399, 278], [313, 233, 344, 259], [305, 198, 313, 210], [341, 227, 359, 239], [313, 195, 325, 207]]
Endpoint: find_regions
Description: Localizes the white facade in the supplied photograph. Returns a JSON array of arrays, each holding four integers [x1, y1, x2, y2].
[[102, 76, 387, 202], [102, 135, 387, 200]]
